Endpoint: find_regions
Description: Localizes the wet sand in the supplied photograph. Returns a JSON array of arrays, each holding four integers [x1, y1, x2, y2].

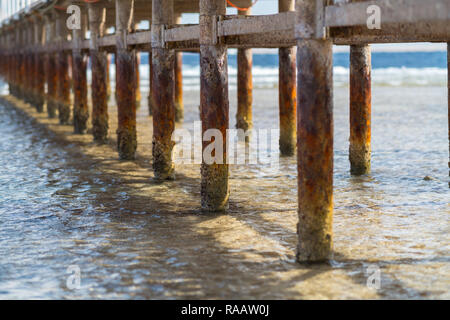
[[0, 85, 448, 299]]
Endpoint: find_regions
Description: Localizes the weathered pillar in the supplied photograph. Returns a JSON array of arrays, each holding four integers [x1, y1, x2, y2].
[[200, 0, 229, 211], [24, 23, 34, 104], [45, 16, 58, 118], [279, 0, 297, 156], [72, 12, 89, 134], [151, 0, 175, 179], [106, 53, 112, 99], [89, 2, 109, 143], [236, 9, 252, 134], [33, 19, 45, 113], [296, 0, 334, 262], [174, 15, 184, 122], [18, 26, 26, 100], [135, 49, 142, 108], [116, 0, 137, 159], [349, 44, 371, 175], [56, 13, 71, 124], [447, 42, 449, 186], [148, 50, 154, 116]]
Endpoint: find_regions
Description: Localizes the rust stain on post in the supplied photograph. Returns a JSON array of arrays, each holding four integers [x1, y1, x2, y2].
[[89, 3, 109, 144], [135, 51, 142, 108], [296, 0, 334, 263], [116, 0, 137, 160], [174, 50, 184, 122], [174, 15, 184, 122], [279, 47, 297, 155], [72, 12, 89, 134], [57, 51, 72, 124], [46, 52, 58, 118], [349, 44, 371, 175], [236, 8, 252, 134], [279, 0, 296, 156], [200, 0, 229, 211], [152, 0, 175, 180]]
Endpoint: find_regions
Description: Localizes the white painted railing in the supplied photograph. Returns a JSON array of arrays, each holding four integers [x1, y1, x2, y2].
[[0, 0, 42, 24]]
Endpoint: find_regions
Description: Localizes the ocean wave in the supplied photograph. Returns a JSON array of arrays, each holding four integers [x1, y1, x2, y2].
[[100, 64, 449, 92]]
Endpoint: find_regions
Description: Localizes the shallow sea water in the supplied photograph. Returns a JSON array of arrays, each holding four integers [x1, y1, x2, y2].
[[0, 84, 448, 299]]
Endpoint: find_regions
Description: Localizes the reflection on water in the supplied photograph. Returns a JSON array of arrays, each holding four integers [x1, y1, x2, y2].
[[0, 85, 448, 299]]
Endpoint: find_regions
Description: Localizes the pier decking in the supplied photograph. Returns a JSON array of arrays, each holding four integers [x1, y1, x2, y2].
[[0, 0, 448, 263]]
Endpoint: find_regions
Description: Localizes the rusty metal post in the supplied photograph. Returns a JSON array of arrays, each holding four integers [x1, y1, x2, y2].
[[151, 0, 175, 179], [116, 0, 137, 159], [349, 44, 371, 175], [296, 0, 334, 262], [18, 26, 26, 100], [174, 14, 184, 122], [89, 2, 109, 143], [106, 53, 112, 99], [34, 19, 45, 113], [45, 16, 58, 118], [135, 48, 142, 108], [236, 9, 252, 134], [72, 12, 89, 134], [279, 0, 297, 156], [24, 23, 34, 104], [148, 50, 154, 116], [56, 13, 71, 124], [200, 0, 229, 211]]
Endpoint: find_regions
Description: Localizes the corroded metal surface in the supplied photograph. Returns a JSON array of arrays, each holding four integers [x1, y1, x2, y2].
[[116, 0, 137, 160], [72, 51, 89, 134], [46, 52, 58, 118], [135, 51, 142, 108], [57, 51, 72, 124], [174, 51, 184, 122], [349, 44, 371, 175], [279, 47, 297, 156], [236, 9, 253, 135], [89, 3, 109, 144], [151, 47, 175, 180], [151, 0, 175, 180], [297, 39, 334, 262], [200, 0, 229, 211]]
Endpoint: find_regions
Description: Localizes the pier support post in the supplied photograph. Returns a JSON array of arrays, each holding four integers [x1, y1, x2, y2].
[[279, 0, 297, 156], [25, 23, 34, 104], [151, 0, 176, 179], [296, 0, 334, 262], [45, 16, 58, 118], [148, 50, 154, 116], [135, 49, 142, 108], [174, 15, 184, 122], [236, 9, 253, 134], [18, 26, 25, 100], [56, 13, 71, 125], [447, 42, 449, 186], [200, 0, 229, 211], [33, 19, 45, 113], [116, 0, 137, 160], [89, 2, 109, 143], [72, 12, 89, 133], [349, 44, 371, 175]]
